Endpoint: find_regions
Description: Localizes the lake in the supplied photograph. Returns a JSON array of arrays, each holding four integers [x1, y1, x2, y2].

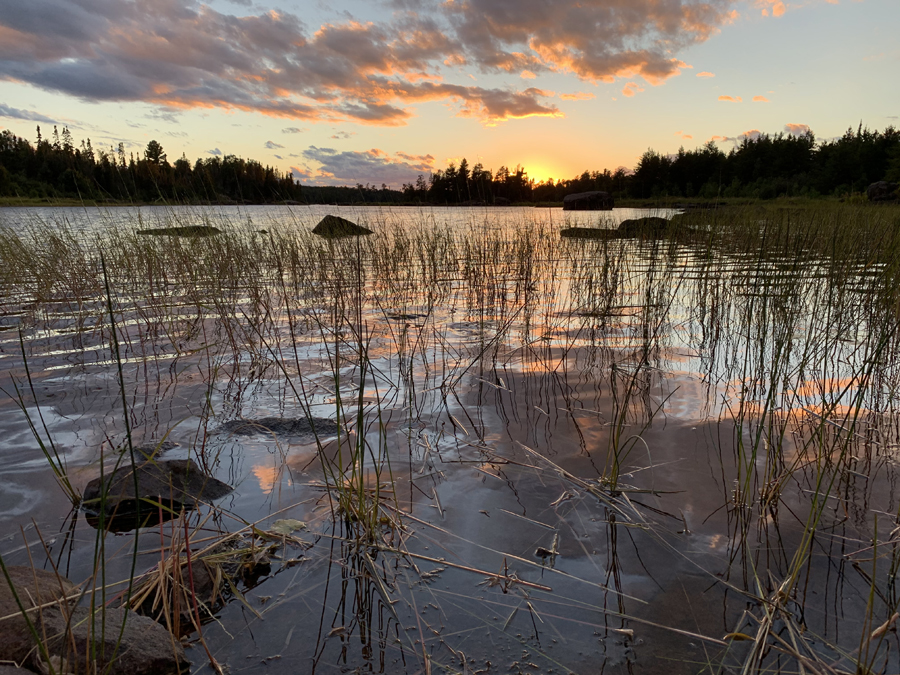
[[0, 203, 897, 675]]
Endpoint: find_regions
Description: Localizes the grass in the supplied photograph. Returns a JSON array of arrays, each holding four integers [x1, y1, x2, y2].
[[1, 201, 900, 673]]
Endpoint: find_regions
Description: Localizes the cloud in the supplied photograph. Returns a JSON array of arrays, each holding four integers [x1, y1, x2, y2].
[[752, 95, 770, 102], [445, 0, 738, 86], [755, 0, 786, 17], [718, 95, 742, 102], [696, 71, 715, 78], [559, 91, 595, 101], [784, 123, 811, 137], [0, 103, 57, 124], [206, 148, 222, 155], [621, 82, 644, 97], [299, 146, 435, 186], [331, 131, 356, 139], [282, 127, 306, 134], [0, 0, 739, 125], [674, 131, 693, 140], [264, 140, 284, 149], [739, 129, 762, 142], [521, 70, 536, 79]]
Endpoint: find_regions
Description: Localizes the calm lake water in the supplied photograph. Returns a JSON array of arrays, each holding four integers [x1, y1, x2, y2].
[[0, 204, 896, 675]]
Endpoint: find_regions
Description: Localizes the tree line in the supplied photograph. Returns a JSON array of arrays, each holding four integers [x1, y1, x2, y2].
[[0, 126, 303, 203], [1, 123, 898, 205], [409, 124, 900, 204]]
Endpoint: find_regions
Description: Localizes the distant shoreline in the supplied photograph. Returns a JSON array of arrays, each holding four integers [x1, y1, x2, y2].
[[0, 196, 839, 209]]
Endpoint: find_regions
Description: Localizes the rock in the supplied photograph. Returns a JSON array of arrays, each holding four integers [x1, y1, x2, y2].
[[867, 181, 899, 202], [492, 196, 511, 206], [0, 566, 75, 667], [616, 216, 670, 236], [218, 416, 339, 438], [0, 666, 38, 674], [136, 226, 222, 237], [312, 215, 373, 238], [81, 459, 233, 530], [40, 606, 189, 675], [562, 191, 614, 211]]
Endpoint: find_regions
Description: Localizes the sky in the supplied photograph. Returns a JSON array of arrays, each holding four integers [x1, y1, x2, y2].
[[0, 0, 897, 187]]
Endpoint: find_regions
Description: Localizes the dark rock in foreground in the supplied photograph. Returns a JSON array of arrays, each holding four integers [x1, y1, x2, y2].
[[0, 567, 75, 667], [82, 458, 233, 528], [867, 181, 899, 202], [136, 225, 222, 237], [312, 215, 373, 238], [1, 566, 188, 675], [218, 416, 339, 438], [562, 191, 614, 211]]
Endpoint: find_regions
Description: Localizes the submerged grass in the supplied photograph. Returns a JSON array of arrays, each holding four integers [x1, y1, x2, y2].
[[2, 202, 900, 673]]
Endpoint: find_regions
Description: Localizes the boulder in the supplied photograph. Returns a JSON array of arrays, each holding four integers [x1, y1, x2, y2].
[[40, 606, 189, 675], [218, 416, 339, 438], [616, 216, 670, 236], [82, 459, 232, 530], [867, 181, 899, 202], [312, 215, 373, 238], [562, 191, 614, 211], [136, 226, 222, 237], [2, 567, 187, 674], [0, 567, 74, 667]]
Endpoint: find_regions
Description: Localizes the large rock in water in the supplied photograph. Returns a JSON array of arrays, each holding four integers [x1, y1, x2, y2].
[[616, 216, 670, 236], [562, 191, 614, 211], [0, 567, 189, 675], [867, 181, 899, 202], [312, 215, 373, 238], [82, 458, 232, 530]]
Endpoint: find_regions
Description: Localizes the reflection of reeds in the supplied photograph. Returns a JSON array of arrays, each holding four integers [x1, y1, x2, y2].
[[3, 203, 900, 672]]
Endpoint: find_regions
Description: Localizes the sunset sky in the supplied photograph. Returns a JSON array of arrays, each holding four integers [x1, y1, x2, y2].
[[0, 0, 897, 187]]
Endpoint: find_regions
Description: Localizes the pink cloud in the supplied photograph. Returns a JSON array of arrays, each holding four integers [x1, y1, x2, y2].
[[756, 0, 787, 16], [784, 123, 811, 137], [559, 91, 596, 101], [521, 70, 536, 79], [752, 95, 770, 102], [696, 71, 715, 78], [718, 95, 742, 102], [622, 82, 645, 98]]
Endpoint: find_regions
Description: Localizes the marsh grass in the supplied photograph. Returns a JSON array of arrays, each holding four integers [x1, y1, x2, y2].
[[2, 202, 900, 672]]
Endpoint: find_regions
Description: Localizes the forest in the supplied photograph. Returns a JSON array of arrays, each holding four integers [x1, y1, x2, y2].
[[1, 123, 898, 205], [0, 126, 302, 204]]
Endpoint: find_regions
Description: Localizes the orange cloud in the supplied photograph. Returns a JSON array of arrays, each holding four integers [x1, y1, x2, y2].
[[521, 70, 536, 79], [696, 71, 715, 78], [674, 131, 693, 140], [784, 123, 811, 137], [0, 0, 744, 126], [756, 0, 787, 16], [752, 95, 770, 102], [718, 95, 742, 102], [559, 91, 596, 101]]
